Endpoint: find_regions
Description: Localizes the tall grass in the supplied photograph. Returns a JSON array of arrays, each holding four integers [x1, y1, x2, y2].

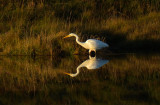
[[0, 0, 160, 55]]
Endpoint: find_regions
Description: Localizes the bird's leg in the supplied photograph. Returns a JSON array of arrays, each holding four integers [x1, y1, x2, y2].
[[89, 50, 91, 54]]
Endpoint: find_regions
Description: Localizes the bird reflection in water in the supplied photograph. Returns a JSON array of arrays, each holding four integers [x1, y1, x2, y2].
[[64, 55, 109, 77]]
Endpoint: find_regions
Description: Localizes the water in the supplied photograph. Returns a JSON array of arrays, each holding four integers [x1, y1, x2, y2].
[[0, 54, 160, 105]]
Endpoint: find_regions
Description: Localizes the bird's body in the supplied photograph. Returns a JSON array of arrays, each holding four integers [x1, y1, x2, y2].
[[64, 33, 109, 54], [85, 39, 108, 50]]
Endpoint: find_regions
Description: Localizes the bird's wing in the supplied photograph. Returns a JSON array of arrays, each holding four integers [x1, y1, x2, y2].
[[85, 39, 99, 49], [86, 39, 108, 49]]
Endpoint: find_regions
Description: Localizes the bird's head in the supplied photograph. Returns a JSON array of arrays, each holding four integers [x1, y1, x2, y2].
[[64, 33, 77, 38]]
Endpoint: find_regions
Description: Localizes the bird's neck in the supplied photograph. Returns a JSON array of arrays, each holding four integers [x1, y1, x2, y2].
[[75, 67, 80, 75], [75, 35, 80, 43], [70, 67, 80, 77], [74, 35, 85, 47]]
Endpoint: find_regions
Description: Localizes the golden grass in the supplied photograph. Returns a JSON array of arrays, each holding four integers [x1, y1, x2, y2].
[[0, 4, 160, 55], [104, 12, 160, 40]]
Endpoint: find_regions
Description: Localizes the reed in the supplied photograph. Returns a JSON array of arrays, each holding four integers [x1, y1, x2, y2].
[[0, 0, 160, 55]]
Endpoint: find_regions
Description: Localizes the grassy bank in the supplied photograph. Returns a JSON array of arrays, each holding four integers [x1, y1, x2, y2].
[[0, 0, 160, 55]]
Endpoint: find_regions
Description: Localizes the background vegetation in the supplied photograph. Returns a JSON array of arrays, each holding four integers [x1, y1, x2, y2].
[[0, 0, 160, 55]]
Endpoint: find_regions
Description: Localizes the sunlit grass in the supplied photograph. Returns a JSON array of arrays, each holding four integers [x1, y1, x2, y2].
[[0, 1, 160, 55], [104, 12, 160, 40]]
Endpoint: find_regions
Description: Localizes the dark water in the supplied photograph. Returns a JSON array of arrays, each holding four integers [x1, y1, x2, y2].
[[0, 54, 160, 105]]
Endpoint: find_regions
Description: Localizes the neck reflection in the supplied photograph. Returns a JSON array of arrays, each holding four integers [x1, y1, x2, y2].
[[64, 56, 109, 77]]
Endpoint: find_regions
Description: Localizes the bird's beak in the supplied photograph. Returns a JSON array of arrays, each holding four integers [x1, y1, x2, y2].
[[63, 35, 70, 38], [63, 72, 71, 76], [63, 72, 75, 77]]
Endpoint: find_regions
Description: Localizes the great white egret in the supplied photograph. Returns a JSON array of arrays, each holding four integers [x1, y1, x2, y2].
[[64, 33, 109, 54], [64, 56, 109, 77]]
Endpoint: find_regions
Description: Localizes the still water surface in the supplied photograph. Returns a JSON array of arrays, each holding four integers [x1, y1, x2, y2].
[[0, 53, 160, 105]]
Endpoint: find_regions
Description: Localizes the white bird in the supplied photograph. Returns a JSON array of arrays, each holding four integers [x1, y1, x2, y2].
[[64, 56, 109, 77], [64, 33, 109, 54]]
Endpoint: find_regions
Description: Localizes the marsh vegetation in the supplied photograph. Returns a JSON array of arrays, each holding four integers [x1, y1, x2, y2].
[[0, 0, 160, 55], [0, 1, 160, 104]]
